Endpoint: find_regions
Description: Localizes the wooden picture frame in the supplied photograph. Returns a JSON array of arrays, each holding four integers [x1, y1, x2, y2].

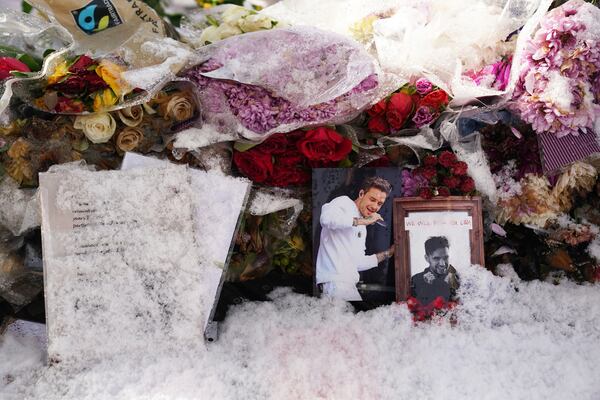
[[393, 196, 484, 303]]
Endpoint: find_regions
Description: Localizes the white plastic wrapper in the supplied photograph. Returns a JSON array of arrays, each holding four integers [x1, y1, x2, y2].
[[263, 0, 552, 107], [183, 26, 381, 140], [0, 10, 71, 122]]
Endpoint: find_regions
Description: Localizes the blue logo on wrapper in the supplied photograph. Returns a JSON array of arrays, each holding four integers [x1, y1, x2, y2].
[[71, 0, 123, 35]]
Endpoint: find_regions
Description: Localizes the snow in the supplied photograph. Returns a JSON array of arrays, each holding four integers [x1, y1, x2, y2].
[[2, 266, 600, 399]]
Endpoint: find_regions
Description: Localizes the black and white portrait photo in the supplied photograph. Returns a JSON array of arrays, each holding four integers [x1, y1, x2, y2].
[[393, 197, 485, 304]]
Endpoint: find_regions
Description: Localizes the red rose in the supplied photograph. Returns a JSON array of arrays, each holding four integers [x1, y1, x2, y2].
[[233, 149, 273, 183], [419, 89, 449, 109], [386, 92, 414, 130], [460, 177, 475, 193], [420, 166, 437, 180], [367, 116, 389, 134], [431, 296, 445, 310], [68, 55, 95, 73], [0, 57, 31, 80], [366, 99, 387, 117], [442, 176, 460, 189], [419, 187, 433, 199], [259, 133, 288, 154], [437, 186, 451, 197], [50, 72, 108, 95], [297, 127, 352, 162], [451, 161, 468, 176], [55, 97, 84, 113], [406, 297, 420, 311], [285, 130, 306, 145], [423, 154, 438, 167], [276, 149, 305, 167], [364, 155, 391, 167], [267, 166, 310, 187], [438, 150, 457, 168]]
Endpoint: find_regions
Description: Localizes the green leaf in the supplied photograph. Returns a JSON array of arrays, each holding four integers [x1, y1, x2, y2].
[[234, 141, 259, 152], [206, 15, 220, 27], [21, 1, 32, 13], [17, 54, 41, 71], [43, 49, 56, 58], [9, 71, 36, 78], [338, 158, 353, 168], [167, 14, 183, 28], [0, 45, 21, 59]]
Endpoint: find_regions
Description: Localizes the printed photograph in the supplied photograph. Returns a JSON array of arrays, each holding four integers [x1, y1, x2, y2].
[[312, 168, 402, 308]]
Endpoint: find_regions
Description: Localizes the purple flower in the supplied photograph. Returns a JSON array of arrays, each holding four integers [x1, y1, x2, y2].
[[411, 106, 436, 128], [415, 78, 433, 95], [401, 169, 427, 197]]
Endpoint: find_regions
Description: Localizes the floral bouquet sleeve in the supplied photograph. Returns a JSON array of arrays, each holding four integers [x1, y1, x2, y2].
[[183, 26, 380, 140]]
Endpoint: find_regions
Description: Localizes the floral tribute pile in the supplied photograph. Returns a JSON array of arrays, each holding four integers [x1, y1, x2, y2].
[[2, 0, 600, 326]]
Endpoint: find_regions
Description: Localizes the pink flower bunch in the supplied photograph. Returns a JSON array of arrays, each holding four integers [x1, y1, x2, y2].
[[512, 0, 600, 138], [465, 57, 512, 91]]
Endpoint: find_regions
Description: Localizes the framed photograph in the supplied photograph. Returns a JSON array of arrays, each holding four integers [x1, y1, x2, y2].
[[312, 168, 402, 308], [393, 197, 484, 304]]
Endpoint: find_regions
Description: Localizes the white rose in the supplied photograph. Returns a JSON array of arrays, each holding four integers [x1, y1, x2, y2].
[[222, 6, 251, 24], [74, 113, 117, 144], [238, 14, 274, 32], [199, 25, 221, 45], [117, 105, 144, 127], [215, 23, 243, 41]]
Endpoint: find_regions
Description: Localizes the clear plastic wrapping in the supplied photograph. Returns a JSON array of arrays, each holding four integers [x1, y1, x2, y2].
[[183, 26, 380, 140]]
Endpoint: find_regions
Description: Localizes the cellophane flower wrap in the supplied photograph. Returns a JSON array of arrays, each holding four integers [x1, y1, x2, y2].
[[184, 26, 380, 140], [512, 0, 600, 138]]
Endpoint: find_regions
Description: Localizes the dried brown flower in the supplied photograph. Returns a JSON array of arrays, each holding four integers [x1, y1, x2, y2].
[[7, 139, 31, 159], [6, 158, 34, 184], [117, 106, 144, 127], [116, 127, 144, 152], [158, 92, 195, 122], [552, 161, 597, 212]]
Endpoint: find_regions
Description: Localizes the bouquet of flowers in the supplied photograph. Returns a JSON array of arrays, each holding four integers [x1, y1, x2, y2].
[[233, 127, 353, 187], [364, 79, 450, 136], [33, 55, 136, 113], [512, 0, 600, 138], [1, 83, 198, 186], [184, 26, 379, 140], [402, 150, 476, 199]]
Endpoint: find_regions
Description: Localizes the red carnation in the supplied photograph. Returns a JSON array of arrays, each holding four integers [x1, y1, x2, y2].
[[460, 177, 475, 193], [386, 92, 414, 130], [366, 99, 387, 117], [438, 150, 457, 168], [420, 89, 449, 109], [419, 187, 433, 199], [276, 149, 305, 168], [297, 127, 352, 162], [233, 149, 273, 183], [420, 166, 437, 180], [442, 176, 460, 189], [367, 116, 390, 134], [437, 186, 451, 197], [423, 154, 438, 167], [451, 161, 468, 176]]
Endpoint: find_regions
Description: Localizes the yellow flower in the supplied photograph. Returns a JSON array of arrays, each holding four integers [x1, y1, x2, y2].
[[93, 89, 118, 111], [96, 60, 130, 97], [47, 61, 69, 85], [288, 235, 305, 251], [350, 15, 378, 44]]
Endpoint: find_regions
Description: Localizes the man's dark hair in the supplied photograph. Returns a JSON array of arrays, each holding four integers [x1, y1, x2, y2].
[[424, 236, 449, 255], [360, 176, 392, 195]]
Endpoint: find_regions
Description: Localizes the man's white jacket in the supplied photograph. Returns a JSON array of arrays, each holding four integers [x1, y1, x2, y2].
[[316, 196, 379, 287]]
